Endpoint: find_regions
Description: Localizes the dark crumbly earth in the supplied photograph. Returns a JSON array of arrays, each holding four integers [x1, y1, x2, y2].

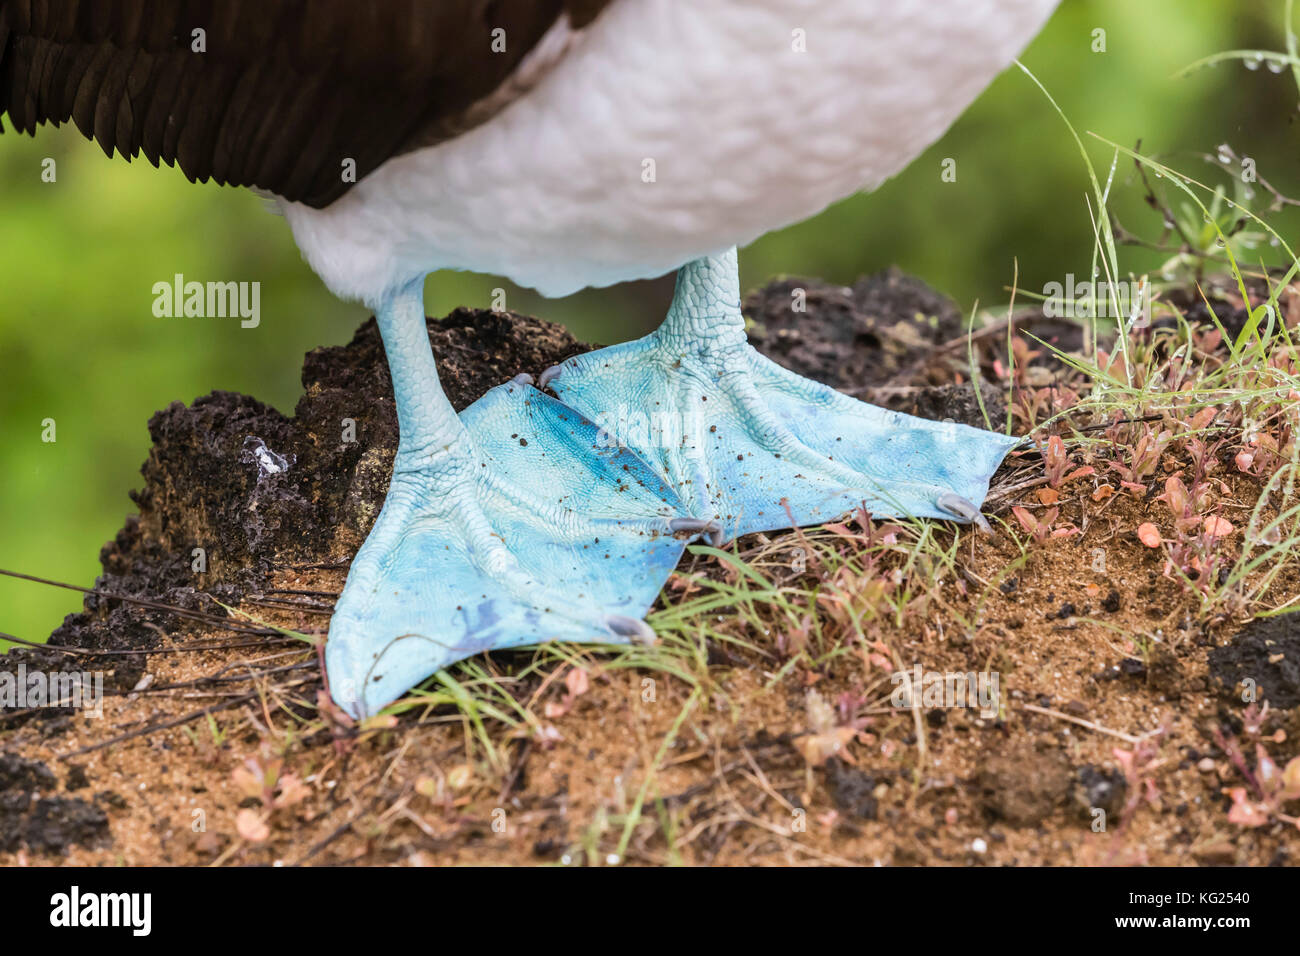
[[1208, 617, 1300, 710], [2, 270, 1297, 866]]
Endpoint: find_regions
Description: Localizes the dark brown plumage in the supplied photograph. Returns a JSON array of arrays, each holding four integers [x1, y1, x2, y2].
[[0, 0, 611, 207]]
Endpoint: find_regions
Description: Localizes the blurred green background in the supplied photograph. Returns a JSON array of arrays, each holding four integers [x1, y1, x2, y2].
[[2, 0, 1299, 645]]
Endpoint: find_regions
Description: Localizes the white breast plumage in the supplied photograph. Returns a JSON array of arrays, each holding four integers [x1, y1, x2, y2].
[[282, 0, 1059, 306]]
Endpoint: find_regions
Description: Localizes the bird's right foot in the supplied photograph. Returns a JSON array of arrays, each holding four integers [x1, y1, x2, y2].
[[325, 380, 697, 718]]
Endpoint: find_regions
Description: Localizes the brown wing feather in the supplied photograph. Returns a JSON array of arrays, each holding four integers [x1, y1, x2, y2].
[[0, 0, 614, 208]]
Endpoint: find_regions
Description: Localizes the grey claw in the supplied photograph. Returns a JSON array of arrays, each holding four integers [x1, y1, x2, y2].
[[511, 372, 534, 386], [538, 364, 565, 391], [936, 492, 993, 534], [668, 517, 723, 537], [605, 615, 656, 646]]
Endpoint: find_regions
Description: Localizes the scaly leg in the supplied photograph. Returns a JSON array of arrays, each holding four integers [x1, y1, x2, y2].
[[325, 280, 705, 717]]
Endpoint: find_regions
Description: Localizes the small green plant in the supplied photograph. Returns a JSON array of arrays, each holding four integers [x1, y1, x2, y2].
[[231, 744, 313, 844], [1211, 705, 1300, 829]]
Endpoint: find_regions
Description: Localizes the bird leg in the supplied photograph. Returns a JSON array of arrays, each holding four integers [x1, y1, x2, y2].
[[540, 249, 1020, 542], [325, 279, 696, 718]]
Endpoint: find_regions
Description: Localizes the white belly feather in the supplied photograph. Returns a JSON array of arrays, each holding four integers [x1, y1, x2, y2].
[[282, 0, 1059, 306]]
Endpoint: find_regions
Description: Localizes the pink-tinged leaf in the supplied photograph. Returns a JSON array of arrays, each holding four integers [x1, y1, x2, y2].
[[1112, 747, 1135, 776], [1224, 788, 1271, 827], [1189, 407, 1218, 431], [1163, 477, 1189, 516], [231, 765, 264, 803], [1011, 506, 1038, 534], [794, 725, 857, 767], [1051, 526, 1081, 538], [1137, 523, 1162, 548], [1064, 466, 1096, 483], [565, 667, 590, 698], [273, 774, 311, 810], [1203, 515, 1234, 537], [1235, 451, 1255, 473], [1256, 744, 1280, 787], [236, 809, 270, 843], [545, 668, 592, 719], [1121, 481, 1148, 495]]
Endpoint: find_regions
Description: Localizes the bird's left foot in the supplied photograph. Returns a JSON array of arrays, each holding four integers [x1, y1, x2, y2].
[[540, 250, 1019, 541]]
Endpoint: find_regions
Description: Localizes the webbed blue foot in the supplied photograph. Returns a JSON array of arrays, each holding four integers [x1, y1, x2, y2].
[[541, 249, 1020, 541], [325, 283, 692, 718]]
